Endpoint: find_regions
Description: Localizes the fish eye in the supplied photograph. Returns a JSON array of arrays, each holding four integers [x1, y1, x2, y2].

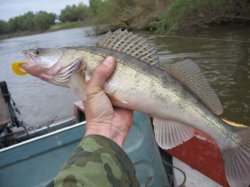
[[35, 48, 40, 56]]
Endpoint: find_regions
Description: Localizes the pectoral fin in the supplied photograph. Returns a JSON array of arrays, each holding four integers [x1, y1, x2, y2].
[[153, 117, 194, 149], [68, 59, 88, 101], [53, 58, 82, 83], [52, 58, 87, 101]]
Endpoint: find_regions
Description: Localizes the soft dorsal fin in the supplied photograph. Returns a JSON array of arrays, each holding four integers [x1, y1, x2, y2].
[[168, 59, 223, 115], [97, 29, 160, 66]]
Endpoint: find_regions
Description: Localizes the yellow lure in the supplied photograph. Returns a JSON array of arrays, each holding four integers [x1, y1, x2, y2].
[[12, 62, 27, 76]]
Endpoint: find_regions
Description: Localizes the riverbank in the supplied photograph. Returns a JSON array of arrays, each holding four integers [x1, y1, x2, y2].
[[1, 0, 249, 40], [1, 0, 250, 41], [2, 23, 250, 42], [0, 21, 90, 40]]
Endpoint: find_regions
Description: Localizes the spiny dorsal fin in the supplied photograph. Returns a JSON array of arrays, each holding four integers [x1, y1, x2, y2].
[[168, 59, 223, 115], [97, 29, 160, 66]]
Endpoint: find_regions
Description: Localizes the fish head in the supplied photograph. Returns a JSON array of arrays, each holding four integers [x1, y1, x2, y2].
[[20, 48, 66, 84], [18, 47, 85, 87], [22, 48, 64, 69]]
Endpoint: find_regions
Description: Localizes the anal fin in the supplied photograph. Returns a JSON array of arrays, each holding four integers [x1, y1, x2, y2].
[[153, 118, 194, 149]]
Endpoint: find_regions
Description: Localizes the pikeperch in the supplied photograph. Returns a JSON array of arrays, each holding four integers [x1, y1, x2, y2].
[[14, 29, 250, 187]]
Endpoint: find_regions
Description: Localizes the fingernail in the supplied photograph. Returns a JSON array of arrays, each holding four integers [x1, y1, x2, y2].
[[103, 56, 115, 67]]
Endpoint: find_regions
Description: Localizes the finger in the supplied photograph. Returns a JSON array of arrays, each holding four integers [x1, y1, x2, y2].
[[87, 56, 116, 95]]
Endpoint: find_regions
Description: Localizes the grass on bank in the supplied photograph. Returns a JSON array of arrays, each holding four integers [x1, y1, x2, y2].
[[153, 0, 250, 32], [49, 21, 90, 31], [1, 0, 249, 40]]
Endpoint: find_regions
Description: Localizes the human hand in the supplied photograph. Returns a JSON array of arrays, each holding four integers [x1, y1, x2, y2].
[[84, 56, 133, 147]]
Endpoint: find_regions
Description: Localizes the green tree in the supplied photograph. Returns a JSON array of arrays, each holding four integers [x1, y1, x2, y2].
[[76, 3, 91, 21], [4, 11, 56, 33], [0, 20, 8, 34], [89, 0, 103, 16], [34, 11, 56, 30], [59, 3, 90, 23], [59, 5, 76, 22], [19, 12, 35, 31], [8, 17, 20, 32]]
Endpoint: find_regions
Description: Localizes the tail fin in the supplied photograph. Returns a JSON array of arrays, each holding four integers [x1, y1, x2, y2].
[[222, 128, 250, 187]]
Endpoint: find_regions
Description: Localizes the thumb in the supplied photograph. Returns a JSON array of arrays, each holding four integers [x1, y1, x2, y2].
[[87, 56, 116, 95]]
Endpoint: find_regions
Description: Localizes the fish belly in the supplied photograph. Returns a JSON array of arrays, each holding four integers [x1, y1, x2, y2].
[[105, 62, 228, 146], [105, 62, 193, 121]]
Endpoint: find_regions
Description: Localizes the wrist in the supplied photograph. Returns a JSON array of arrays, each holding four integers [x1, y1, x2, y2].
[[85, 123, 127, 147]]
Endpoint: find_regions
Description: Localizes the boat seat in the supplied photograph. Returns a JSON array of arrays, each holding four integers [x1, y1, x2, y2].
[[0, 81, 10, 128]]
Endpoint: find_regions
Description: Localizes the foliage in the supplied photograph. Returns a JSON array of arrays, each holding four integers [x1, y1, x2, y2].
[[17, 12, 35, 31], [1, 0, 249, 37], [89, 0, 167, 30], [59, 3, 90, 23], [87, 0, 249, 32], [0, 20, 8, 34], [33, 11, 56, 30], [152, 0, 203, 32], [91, 0, 120, 24], [89, 0, 103, 16], [153, 0, 250, 32], [8, 17, 21, 33], [3, 11, 56, 34]]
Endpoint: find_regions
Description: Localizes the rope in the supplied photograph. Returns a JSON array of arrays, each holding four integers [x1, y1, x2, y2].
[[162, 158, 187, 187]]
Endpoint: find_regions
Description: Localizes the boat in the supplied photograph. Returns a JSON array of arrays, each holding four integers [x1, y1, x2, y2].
[[0, 81, 169, 186], [0, 81, 234, 187]]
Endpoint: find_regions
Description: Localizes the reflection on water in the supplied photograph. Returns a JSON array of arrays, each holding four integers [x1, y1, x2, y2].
[[0, 27, 249, 126], [152, 27, 250, 125]]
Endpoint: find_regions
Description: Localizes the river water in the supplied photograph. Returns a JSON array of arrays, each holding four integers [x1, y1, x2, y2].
[[0, 27, 249, 128]]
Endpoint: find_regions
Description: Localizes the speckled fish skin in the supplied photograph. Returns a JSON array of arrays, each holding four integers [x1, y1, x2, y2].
[[20, 31, 250, 187], [60, 46, 231, 145], [63, 46, 250, 187]]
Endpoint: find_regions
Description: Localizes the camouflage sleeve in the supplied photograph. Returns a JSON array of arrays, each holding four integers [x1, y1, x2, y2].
[[47, 135, 139, 187]]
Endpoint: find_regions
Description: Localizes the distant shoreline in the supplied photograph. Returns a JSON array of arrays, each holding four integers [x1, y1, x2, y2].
[[1, 22, 249, 41], [0, 21, 90, 40]]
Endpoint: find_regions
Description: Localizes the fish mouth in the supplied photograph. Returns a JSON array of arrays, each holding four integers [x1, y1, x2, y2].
[[14, 50, 40, 74], [11, 50, 35, 76], [14, 50, 51, 79], [22, 50, 38, 67]]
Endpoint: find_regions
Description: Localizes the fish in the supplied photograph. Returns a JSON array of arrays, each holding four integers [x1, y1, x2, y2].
[[13, 29, 250, 187]]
